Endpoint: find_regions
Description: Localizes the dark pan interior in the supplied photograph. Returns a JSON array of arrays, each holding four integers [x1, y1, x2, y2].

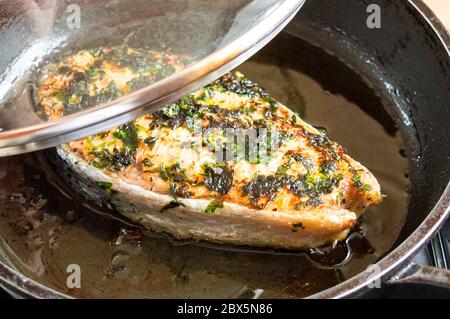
[[290, 0, 450, 247], [0, 0, 449, 298]]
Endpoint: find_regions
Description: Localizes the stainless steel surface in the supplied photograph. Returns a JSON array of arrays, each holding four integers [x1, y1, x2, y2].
[[0, 0, 305, 156], [429, 232, 449, 269], [387, 263, 450, 288]]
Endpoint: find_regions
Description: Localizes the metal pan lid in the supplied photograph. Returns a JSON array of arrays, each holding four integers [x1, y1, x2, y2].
[[0, 0, 305, 156]]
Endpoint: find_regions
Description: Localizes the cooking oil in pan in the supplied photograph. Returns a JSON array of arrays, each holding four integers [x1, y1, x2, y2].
[[0, 34, 410, 298]]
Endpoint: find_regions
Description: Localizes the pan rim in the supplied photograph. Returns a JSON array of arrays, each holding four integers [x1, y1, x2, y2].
[[309, 0, 450, 299], [310, 183, 450, 298], [0, 0, 449, 299]]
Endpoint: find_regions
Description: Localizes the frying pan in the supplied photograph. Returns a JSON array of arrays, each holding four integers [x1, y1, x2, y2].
[[0, 0, 449, 298]]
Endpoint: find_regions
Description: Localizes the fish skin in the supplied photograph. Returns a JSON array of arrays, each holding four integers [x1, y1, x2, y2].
[[56, 146, 357, 249]]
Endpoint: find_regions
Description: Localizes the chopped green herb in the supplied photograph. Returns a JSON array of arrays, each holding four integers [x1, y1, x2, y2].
[[95, 131, 109, 138], [292, 222, 305, 232], [52, 91, 66, 101], [91, 147, 134, 170], [95, 181, 113, 190], [112, 123, 139, 155], [144, 136, 158, 147], [319, 160, 338, 174], [159, 163, 190, 183], [351, 173, 372, 191], [143, 158, 153, 167], [169, 183, 179, 201], [68, 94, 81, 105], [289, 114, 298, 125], [314, 126, 328, 135], [277, 165, 290, 175], [204, 199, 224, 214], [336, 191, 344, 205], [163, 103, 180, 117]]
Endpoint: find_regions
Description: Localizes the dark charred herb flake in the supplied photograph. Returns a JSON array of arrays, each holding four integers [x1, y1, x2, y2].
[[292, 222, 305, 232], [203, 164, 233, 195], [160, 201, 184, 212]]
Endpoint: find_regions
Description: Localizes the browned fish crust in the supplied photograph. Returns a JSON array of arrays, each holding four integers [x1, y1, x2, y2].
[[38, 46, 382, 249]]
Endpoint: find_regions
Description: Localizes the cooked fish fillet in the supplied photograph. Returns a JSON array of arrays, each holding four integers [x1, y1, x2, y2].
[[38, 46, 382, 249]]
